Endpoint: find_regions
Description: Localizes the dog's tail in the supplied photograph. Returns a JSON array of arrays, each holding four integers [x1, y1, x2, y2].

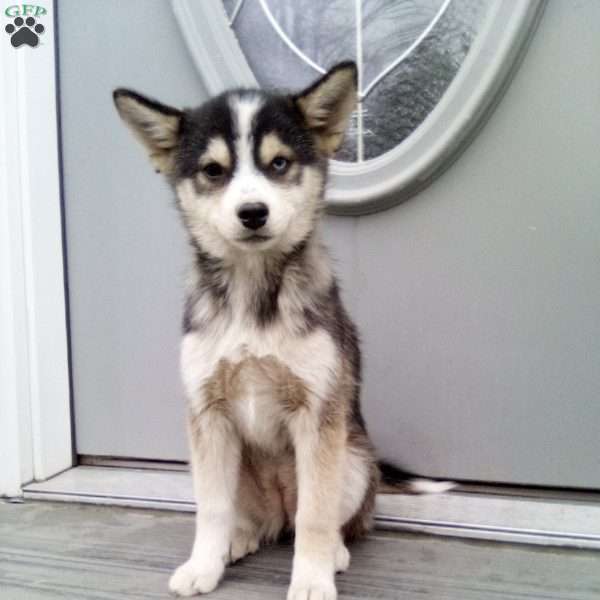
[[378, 461, 456, 494]]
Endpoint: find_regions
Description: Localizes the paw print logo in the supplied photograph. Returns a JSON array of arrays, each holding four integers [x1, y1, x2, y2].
[[5, 16, 45, 48]]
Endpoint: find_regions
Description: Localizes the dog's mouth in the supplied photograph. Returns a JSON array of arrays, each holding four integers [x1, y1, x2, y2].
[[238, 234, 272, 244]]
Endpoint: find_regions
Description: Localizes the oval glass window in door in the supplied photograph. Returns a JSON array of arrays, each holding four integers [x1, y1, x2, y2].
[[173, 0, 546, 214]]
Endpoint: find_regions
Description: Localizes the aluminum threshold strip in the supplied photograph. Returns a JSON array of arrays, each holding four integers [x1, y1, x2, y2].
[[376, 515, 600, 549], [25, 488, 600, 550], [23, 467, 600, 550]]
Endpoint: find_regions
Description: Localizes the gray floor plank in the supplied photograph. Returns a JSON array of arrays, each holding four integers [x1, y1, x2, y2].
[[1, 501, 599, 599]]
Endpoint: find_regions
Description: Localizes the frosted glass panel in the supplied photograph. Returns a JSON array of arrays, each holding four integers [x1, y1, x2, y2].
[[233, 0, 319, 91], [226, 0, 492, 162], [363, 0, 488, 159], [261, 0, 355, 75], [361, 0, 446, 86], [222, 0, 238, 18]]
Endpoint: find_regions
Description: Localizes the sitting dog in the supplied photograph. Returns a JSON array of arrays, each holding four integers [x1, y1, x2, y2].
[[114, 62, 450, 599]]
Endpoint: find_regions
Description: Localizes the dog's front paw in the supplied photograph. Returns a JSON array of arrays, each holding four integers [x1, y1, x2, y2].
[[288, 553, 337, 600], [168, 558, 224, 596], [287, 581, 337, 600]]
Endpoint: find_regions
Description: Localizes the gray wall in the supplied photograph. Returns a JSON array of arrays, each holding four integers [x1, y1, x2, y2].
[[60, 1, 600, 488]]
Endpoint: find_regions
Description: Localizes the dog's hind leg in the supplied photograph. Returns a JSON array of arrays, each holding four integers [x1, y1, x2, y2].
[[228, 460, 262, 564], [335, 441, 378, 573], [229, 518, 260, 564], [229, 451, 287, 564]]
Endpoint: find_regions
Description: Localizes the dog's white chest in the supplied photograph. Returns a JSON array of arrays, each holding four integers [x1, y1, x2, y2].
[[181, 322, 339, 450], [230, 358, 287, 450]]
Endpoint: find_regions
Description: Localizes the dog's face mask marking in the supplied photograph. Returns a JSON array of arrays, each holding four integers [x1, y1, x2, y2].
[[113, 62, 357, 259]]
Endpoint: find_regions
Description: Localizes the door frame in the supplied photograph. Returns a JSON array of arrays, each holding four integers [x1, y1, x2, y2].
[[0, 0, 72, 497]]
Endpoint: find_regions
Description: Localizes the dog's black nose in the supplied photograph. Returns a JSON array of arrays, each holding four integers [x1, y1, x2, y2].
[[237, 202, 269, 230]]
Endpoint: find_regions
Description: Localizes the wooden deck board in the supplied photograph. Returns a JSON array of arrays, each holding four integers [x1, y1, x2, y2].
[[1, 501, 599, 599]]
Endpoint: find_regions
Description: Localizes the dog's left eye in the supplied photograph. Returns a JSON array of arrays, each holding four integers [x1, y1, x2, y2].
[[270, 156, 290, 174]]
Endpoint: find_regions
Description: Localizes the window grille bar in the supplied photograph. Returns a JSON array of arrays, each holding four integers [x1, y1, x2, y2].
[[356, 0, 364, 162], [361, 0, 453, 100], [228, 0, 246, 26], [256, 0, 325, 75]]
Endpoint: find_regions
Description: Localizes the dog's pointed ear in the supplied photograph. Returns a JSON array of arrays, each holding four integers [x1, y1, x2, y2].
[[113, 88, 182, 175], [294, 61, 357, 156]]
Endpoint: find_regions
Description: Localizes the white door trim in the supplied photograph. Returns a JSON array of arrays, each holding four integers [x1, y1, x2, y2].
[[0, 0, 72, 497]]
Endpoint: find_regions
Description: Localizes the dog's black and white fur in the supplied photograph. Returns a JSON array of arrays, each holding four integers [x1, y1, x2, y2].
[[114, 62, 451, 599]]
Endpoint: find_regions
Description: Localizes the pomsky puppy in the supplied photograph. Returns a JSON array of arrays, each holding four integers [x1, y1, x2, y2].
[[114, 62, 451, 600]]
